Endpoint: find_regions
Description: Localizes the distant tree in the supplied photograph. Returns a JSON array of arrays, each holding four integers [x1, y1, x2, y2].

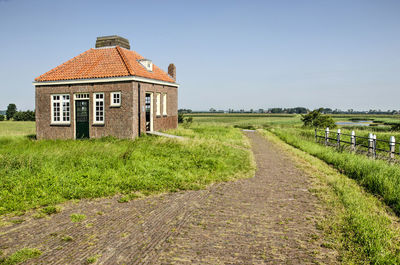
[[13, 110, 35, 121], [258, 109, 264, 113], [301, 108, 336, 128], [250, 109, 254, 113], [0, 114, 4, 121], [209, 108, 216, 113], [322, 108, 332, 114], [6, 104, 17, 120], [178, 109, 192, 113], [269, 108, 283, 113]]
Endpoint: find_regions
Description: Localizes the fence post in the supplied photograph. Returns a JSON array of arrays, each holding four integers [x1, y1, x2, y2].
[[325, 127, 329, 145], [368, 133, 373, 156], [373, 134, 377, 159], [351, 131, 356, 151], [315, 128, 317, 142], [390, 136, 395, 159], [337, 129, 341, 147]]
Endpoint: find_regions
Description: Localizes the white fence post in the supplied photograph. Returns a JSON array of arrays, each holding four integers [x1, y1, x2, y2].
[[325, 127, 329, 145], [368, 133, 373, 156], [351, 131, 356, 151], [337, 129, 341, 147], [373, 134, 377, 158], [390, 136, 396, 159]]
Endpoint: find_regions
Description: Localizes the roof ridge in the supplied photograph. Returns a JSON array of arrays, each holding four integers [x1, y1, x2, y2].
[[35, 49, 93, 81], [115, 46, 135, 76]]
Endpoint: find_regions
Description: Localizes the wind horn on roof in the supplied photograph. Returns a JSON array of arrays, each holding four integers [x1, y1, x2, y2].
[[95, 35, 130, 50]]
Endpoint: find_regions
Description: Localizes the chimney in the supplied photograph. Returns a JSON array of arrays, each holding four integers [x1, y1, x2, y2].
[[95, 35, 130, 50], [168, 63, 176, 80]]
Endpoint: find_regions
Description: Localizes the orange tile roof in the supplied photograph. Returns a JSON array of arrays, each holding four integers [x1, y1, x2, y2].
[[35, 46, 175, 83]]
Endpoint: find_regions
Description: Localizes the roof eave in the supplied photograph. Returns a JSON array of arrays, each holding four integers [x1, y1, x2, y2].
[[33, 76, 179, 87]]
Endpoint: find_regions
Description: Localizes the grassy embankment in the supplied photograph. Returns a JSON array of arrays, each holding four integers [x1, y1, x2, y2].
[[270, 127, 400, 215], [0, 122, 255, 215], [261, 130, 400, 264]]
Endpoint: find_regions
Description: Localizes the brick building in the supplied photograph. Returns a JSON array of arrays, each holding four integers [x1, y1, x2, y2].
[[34, 36, 178, 140]]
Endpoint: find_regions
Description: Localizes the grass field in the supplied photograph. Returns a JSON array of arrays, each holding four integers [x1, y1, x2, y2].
[[0, 121, 255, 215], [3, 114, 400, 262], [0, 121, 35, 137]]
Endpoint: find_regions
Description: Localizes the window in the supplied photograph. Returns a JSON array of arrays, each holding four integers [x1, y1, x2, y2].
[[93, 93, 104, 124], [163, 94, 167, 115], [138, 59, 153, 71], [51, 94, 70, 124], [156, 93, 161, 116], [74, 93, 89, 100], [110, 92, 121, 107]]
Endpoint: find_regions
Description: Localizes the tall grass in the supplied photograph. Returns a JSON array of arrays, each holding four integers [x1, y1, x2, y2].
[[0, 125, 255, 215], [268, 127, 400, 216]]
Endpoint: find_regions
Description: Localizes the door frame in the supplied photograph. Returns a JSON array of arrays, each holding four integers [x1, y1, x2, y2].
[[145, 92, 154, 132], [73, 93, 90, 139]]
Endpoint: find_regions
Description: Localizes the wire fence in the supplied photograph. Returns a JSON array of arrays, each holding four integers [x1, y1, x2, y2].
[[315, 128, 400, 161]]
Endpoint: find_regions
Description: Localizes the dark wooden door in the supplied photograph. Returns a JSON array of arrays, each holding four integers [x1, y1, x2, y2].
[[76, 100, 89, 139]]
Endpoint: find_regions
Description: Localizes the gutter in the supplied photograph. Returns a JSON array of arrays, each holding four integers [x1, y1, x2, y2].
[[33, 76, 179, 88]]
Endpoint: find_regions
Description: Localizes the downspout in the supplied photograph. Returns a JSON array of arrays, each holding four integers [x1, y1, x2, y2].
[[138, 83, 141, 137]]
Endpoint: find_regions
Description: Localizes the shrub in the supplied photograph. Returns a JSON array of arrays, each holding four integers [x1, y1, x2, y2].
[[0, 115, 4, 121], [12, 110, 35, 121], [301, 108, 336, 128], [178, 112, 185, 123]]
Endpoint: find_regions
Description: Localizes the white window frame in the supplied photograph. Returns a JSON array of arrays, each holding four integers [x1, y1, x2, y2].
[[163, 94, 167, 116], [51, 94, 70, 124], [93, 93, 105, 124], [156, 93, 161, 116], [110, 92, 121, 107]]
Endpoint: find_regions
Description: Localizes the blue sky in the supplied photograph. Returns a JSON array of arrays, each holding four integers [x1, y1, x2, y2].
[[0, 0, 399, 111]]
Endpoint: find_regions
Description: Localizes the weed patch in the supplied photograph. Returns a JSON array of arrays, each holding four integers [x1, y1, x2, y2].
[[41, 206, 62, 215], [0, 248, 41, 265], [70, 213, 86, 223]]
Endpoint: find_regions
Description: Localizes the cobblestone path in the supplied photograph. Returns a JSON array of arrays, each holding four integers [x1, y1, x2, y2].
[[0, 132, 336, 264]]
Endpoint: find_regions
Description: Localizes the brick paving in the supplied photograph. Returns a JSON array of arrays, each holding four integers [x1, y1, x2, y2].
[[0, 132, 336, 264]]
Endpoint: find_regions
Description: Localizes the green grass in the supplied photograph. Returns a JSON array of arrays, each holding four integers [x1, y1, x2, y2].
[[261, 130, 400, 264], [0, 248, 42, 265], [186, 113, 302, 128], [41, 206, 62, 215], [0, 124, 254, 215], [0, 121, 35, 137], [86, 254, 101, 264], [61, 235, 73, 242], [70, 213, 86, 222]]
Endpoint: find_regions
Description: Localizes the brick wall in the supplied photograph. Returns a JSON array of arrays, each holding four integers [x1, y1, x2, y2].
[[35, 81, 134, 140], [35, 80, 178, 140], [136, 82, 178, 134]]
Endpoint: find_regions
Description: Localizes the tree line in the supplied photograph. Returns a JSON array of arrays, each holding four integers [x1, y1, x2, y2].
[[180, 107, 400, 115], [0, 104, 35, 121]]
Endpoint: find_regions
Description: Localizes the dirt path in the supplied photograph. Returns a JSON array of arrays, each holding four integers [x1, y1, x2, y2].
[[0, 132, 336, 264]]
